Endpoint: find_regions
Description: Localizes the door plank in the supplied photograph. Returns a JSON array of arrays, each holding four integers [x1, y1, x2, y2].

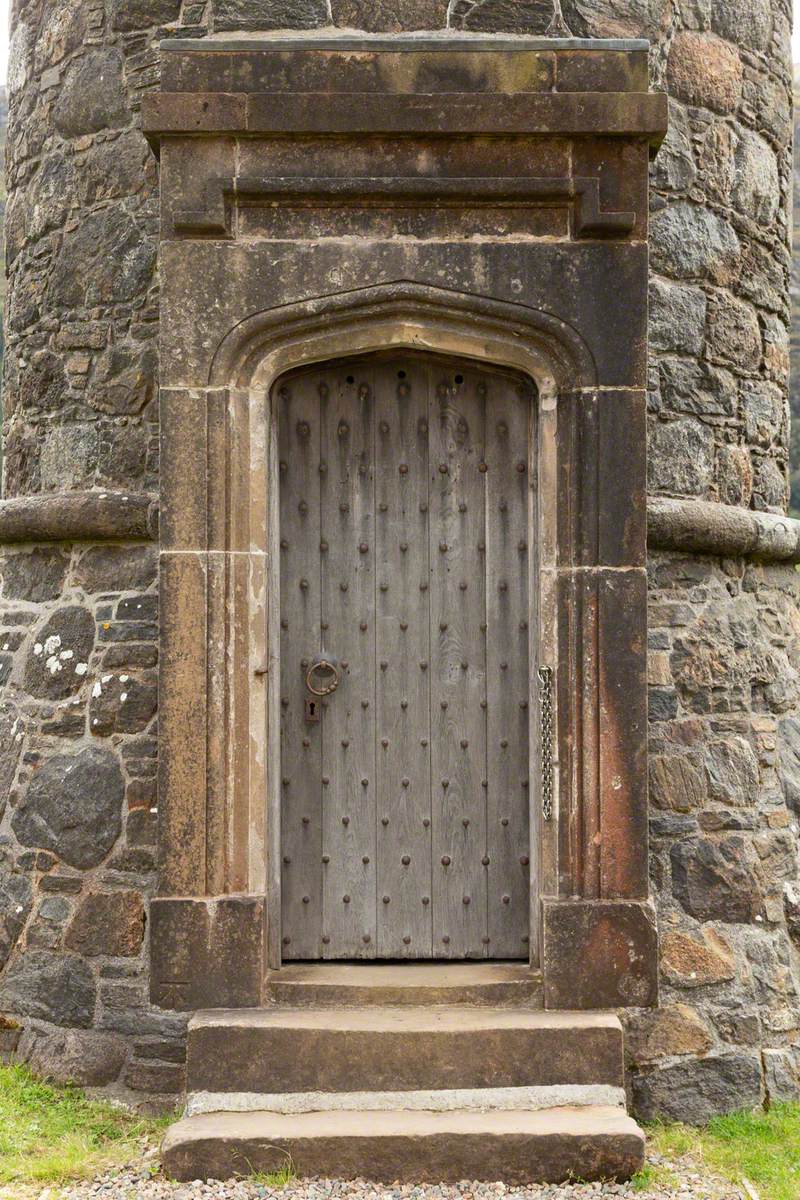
[[319, 365, 378, 958], [485, 374, 532, 958], [279, 376, 323, 958], [428, 364, 489, 959], [374, 357, 434, 959]]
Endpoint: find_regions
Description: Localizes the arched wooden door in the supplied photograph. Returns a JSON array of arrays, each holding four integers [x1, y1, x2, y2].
[[277, 352, 535, 960]]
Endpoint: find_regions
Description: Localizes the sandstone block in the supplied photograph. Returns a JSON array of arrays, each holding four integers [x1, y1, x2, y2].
[[660, 928, 736, 988], [626, 1005, 713, 1066], [66, 892, 145, 958], [667, 33, 742, 114]]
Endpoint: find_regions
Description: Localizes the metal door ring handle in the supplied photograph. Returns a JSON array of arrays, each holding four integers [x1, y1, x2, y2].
[[306, 659, 341, 697]]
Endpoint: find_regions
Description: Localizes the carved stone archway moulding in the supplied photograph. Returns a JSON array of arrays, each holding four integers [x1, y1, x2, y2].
[[144, 33, 666, 1012]]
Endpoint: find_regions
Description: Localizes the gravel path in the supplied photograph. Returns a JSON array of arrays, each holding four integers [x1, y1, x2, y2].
[[24, 1150, 744, 1200]]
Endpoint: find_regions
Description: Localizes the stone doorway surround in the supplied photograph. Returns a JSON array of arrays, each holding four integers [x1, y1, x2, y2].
[[142, 32, 667, 1012]]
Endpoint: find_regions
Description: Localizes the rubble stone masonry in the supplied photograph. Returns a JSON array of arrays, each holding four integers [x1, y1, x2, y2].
[[1, 0, 799, 1117]]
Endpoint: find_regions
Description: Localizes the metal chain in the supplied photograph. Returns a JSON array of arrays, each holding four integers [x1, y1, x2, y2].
[[538, 666, 554, 822]]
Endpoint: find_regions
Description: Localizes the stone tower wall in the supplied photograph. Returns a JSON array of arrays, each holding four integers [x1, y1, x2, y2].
[[0, 0, 798, 1117]]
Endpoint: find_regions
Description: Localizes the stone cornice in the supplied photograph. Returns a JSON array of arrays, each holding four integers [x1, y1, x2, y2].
[[0, 491, 159, 545], [647, 497, 800, 564]]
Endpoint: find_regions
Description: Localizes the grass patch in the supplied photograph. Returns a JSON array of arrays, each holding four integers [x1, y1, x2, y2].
[[246, 1164, 297, 1188], [645, 1103, 800, 1200], [0, 1063, 167, 1187]]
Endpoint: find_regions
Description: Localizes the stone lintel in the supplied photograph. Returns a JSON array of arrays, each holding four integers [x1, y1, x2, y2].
[[143, 90, 667, 142], [0, 491, 158, 545], [150, 896, 265, 1011], [541, 899, 658, 1010]]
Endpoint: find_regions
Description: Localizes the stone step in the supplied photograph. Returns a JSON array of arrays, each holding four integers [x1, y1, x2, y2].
[[264, 963, 542, 1008], [162, 1105, 646, 1184], [187, 1007, 624, 1094]]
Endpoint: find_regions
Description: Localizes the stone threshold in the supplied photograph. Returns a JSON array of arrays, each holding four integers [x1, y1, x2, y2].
[[185, 1083, 627, 1117]]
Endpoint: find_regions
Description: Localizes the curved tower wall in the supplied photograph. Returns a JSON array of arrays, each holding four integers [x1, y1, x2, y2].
[[0, 0, 797, 1116]]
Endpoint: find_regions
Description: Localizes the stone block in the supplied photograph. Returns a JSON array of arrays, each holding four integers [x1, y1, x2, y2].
[[649, 754, 706, 812], [214, 0, 327, 28], [150, 896, 265, 1010], [648, 418, 714, 497], [671, 836, 766, 923], [542, 900, 658, 1009], [632, 1054, 762, 1124], [24, 1028, 126, 1087], [23, 605, 95, 701], [625, 1005, 713, 1066], [331, 0, 448, 29], [54, 49, 127, 137], [650, 202, 740, 286], [66, 892, 146, 958], [12, 747, 124, 870], [666, 33, 742, 114], [0, 950, 96, 1029]]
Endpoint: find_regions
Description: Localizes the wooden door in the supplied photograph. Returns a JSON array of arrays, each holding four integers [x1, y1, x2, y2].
[[278, 353, 533, 960]]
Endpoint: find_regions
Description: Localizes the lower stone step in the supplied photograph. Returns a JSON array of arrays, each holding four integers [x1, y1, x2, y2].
[[162, 1105, 645, 1184]]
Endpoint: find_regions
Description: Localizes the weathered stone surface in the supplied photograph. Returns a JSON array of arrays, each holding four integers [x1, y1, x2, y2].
[[717, 445, 754, 507], [53, 50, 127, 138], [710, 0, 772, 52], [18, 349, 68, 414], [73, 545, 157, 593], [50, 209, 155, 308], [214, 0, 327, 29], [89, 674, 157, 736], [561, 0, 667, 38], [0, 951, 96, 1028], [0, 871, 33, 971], [666, 33, 742, 114], [649, 754, 705, 812], [12, 748, 124, 869], [743, 382, 784, 448], [660, 928, 736, 989], [110, 0, 182, 30], [671, 837, 765, 923], [779, 716, 800, 815], [648, 419, 714, 496], [732, 129, 780, 227], [650, 203, 740, 286], [651, 100, 696, 193], [705, 737, 759, 807], [753, 456, 787, 513], [23, 606, 95, 700], [331, 0, 448, 28], [626, 1005, 713, 1066], [632, 1054, 763, 1123], [454, 0, 558, 33], [706, 294, 762, 372], [649, 279, 706, 358], [24, 1027, 127, 1087], [0, 548, 69, 602], [90, 342, 157, 417], [66, 892, 145, 958]]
